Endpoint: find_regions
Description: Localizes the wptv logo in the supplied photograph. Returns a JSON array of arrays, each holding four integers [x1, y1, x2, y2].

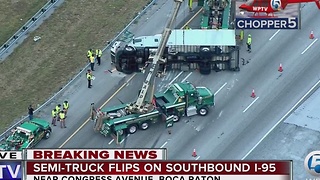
[[0, 152, 22, 180]]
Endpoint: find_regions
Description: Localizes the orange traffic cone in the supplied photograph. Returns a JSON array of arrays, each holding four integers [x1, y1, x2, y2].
[[192, 149, 197, 157], [278, 63, 283, 72], [251, 89, 256, 98], [310, 31, 314, 39]]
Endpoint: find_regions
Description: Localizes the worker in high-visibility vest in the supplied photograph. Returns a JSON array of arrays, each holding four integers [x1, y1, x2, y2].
[[87, 49, 93, 59], [240, 29, 244, 41], [188, 0, 193, 12], [247, 34, 252, 53], [86, 69, 93, 88], [59, 110, 66, 128], [89, 55, 95, 71], [51, 109, 57, 126], [63, 101, 69, 115], [55, 104, 61, 121], [96, 49, 102, 66]]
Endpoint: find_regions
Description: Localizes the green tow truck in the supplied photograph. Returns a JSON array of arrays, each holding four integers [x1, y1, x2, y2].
[[95, 81, 214, 143], [93, 0, 215, 143], [0, 119, 52, 150]]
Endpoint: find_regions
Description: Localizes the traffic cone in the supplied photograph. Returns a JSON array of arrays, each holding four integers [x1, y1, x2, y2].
[[251, 89, 256, 98], [310, 31, 314, 39], [278, 63, 283, 72], [192, 149, 197, 157]]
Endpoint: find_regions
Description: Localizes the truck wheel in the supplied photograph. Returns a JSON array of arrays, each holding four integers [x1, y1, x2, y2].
[[44, 130, 51, 139], [172, 115, 180, 122], [127, 124, 138, 134], [140, 122, 149, 130], [197, 107, 209, 116]]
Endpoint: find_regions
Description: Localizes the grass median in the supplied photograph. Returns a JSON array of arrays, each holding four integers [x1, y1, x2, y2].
[[0, 0, 150, 133], [0, 0, 47, 45]]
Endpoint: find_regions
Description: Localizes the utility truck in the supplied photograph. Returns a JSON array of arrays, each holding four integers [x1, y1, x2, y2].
[[0, 119, 52, 150], [94, 0, 215, 143]]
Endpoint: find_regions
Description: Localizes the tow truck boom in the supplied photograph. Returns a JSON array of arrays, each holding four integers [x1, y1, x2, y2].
[[128, 0, 184, 113]]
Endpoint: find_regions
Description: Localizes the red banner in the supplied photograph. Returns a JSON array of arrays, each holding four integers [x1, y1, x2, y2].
[[26, 161, 291, 175]]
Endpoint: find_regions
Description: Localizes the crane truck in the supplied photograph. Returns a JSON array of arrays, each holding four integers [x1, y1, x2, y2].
[[94, 0, 215, 144]]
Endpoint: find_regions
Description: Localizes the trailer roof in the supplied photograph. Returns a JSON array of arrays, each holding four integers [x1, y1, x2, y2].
[[128, 29, 236, 47]]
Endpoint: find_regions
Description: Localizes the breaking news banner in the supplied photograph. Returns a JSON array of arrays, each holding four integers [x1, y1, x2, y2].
[[26, 149, 167, 160], [235, 0, 300, 29], [25, 161, 292, 180], [0, 151, 23, 180]]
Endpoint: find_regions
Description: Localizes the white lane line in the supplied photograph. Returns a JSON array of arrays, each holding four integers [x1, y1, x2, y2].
[[168, 71, 183, 85], [160, 141, 168, 148], [269, 30, 280, 41], [243, 97, 260, 113], [120, 134, 130, 144], [108, 139, 114, 145], [214, 82, 228, 96], [242, 79, 320, 160], [181, 72, 193, 82], [195, 156, 200, 160], [301, 38, 318, 54]]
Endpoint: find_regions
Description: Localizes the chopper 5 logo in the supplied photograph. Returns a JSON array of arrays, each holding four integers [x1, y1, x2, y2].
[[270, 0, 282, 11]]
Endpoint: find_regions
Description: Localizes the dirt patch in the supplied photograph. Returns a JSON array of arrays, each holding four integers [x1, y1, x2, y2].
[[0, 0, 150, 133], [0, 0, 47, 45]]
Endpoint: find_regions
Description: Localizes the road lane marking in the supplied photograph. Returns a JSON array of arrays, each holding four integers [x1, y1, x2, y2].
[[269, 30, 280, 41], [214, 82, 228, 96], [120, 134, 130, 144], [60, 8, 203, 147], [181, 8, 203, 29], [181, 72, 193, 82], [243, 97, 260, 113], [195, 156, 200, 160], [108, 139, 114, 145], [160, 141, 168, 148], [242, 79, 320, 160], [168, 71, 183, 85], [301, 38, 318, 54], [59, 73, 137, 148]]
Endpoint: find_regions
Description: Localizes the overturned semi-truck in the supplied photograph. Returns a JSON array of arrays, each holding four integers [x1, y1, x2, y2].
[[111, 29, 240, 75]]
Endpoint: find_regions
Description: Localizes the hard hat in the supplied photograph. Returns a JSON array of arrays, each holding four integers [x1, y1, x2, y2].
[[248, 34, 251, 37]]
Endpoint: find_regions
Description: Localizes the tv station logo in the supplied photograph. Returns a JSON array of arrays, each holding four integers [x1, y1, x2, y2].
[[235, 0, 299, 29], [0, 152, 22, 180], [305, 151, 320, 176]]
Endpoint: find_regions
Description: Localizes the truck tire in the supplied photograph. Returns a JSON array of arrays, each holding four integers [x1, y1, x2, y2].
[[127, 124, 138, 134], [172, 115, 180, 122], [44, 130, 51, 139], [123, 46, 136, 55], [197, 107, 209, 116], [140, 122, 149, 130]]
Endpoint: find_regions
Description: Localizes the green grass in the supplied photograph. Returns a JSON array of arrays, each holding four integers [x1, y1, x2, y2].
[[0, 0, 47, 45], [0, 0, 150, 133]]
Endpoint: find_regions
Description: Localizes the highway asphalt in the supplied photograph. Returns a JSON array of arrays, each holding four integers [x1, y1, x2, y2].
[[34, 0, 200, 148], [32, 1, 320, 179]]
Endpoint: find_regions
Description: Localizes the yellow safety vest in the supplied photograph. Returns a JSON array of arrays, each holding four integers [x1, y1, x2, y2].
[[63, 102, 69, 109], [55, 105, 60, 113], [87, 73, 92, 80], [90, 56, 95, 63], [87, 50, 92, 58], [51, 110, 56, 117], [247, 37, 252, 45], [96, 49, 102, 57], [59, 112, 65, 119]]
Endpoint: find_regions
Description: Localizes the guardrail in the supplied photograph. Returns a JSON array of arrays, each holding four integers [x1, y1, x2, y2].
[[0, 0, 61, 61], [0, 0, 157, 141]]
